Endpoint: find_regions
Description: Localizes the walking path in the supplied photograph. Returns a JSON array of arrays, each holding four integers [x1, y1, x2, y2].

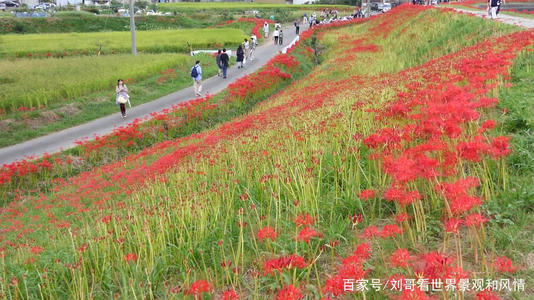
[[0, 25, 298, 165], [452, 8, 534, 28]]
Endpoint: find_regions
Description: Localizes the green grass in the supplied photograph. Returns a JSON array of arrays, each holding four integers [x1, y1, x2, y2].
[[0, 14, 229, 34], [0, 53, 227, 148], [0, 53, 192, 111], [158, 2, 351, 12], [485, 51, 534, 296], [0, 28, 247, 57]]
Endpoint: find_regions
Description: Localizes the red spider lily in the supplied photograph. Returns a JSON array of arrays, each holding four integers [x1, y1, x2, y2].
[[478, 120, 496, 133], [443, 218, 462, 234], [476, 289, 500, 300], [222, 289, 240, 300], [185, 279, 212, 297], [359, 189, 374, 201], [379, 224, 403, 238], [392, 287, 435, 300], [295, 213, 314, 227], [390, 248, 412, 268], [456, 136, 490, 162], [101, 215, 112, 224], [414, 252, 453, 280], [488, 136, 511, 158], [342, 243, 372, 265], [276, 284, 302, 300], [296, 226, 322, 243], [363, 225, 380, 239], [256, 226, 277, 242], [348, 213, 362, 226], [384, 185, 421, 207], [395, 213, 409, 224], [263, 254, 308, 275], [463, 213, 488, 228], [30, 246, 43, 255], [492, 256, 518, 274], [436, 177, 482, 215], [124, 253, 138, 262], [324, 243, 370, 296]]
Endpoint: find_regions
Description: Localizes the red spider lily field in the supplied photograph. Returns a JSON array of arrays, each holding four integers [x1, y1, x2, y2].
[[1, 5, 534, 299]]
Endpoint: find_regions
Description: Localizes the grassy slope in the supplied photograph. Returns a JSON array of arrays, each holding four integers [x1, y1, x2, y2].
[[0, 6, 531, 299], [486, 52, 534, 291]]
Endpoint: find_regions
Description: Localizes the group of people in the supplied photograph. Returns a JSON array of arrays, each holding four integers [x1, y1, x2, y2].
[[263, 22, 285, 46], [235, 35, 258, 69], [118, 13, 373, 118], [190, 35, 259, 98]]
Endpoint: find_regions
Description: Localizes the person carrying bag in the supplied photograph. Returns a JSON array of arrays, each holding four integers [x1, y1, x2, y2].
[[116, 79, 130, 118]]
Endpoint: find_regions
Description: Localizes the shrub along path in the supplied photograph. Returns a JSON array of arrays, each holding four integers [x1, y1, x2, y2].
[[0, 25, 298, 165]]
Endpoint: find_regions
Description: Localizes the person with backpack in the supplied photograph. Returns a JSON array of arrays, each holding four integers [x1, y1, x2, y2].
[[191, 60, 202, 97], [115, 79, 130, 118], [236, 45, 245, 69], [220, 48, 230, 78], [215, 49, 222, 77]]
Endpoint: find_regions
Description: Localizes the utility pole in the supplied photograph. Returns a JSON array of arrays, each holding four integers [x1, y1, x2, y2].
[[129, 0, 137, 55]]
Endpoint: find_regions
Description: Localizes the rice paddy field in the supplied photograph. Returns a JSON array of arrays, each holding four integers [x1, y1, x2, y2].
[[0, 53, 192, 110], [0, 28, 247, 58], [1, 4, 533, 300]]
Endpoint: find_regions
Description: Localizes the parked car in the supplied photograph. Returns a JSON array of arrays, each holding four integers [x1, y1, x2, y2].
[[381, 3, 392, 12], [33, 3, 56, 10], [377, 3, 384, 11], [0, 2, 6, 10], [370, 2, 379, 11], [2, 0, 20, 7]]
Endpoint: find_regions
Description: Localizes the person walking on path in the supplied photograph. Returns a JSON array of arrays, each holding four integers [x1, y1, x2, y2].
[[294, 20, 300, 35], [278, 29, 284, 45], [273, 28, 279, 45], [303, 14, 308, 27], [236, 45, 245, 69], [115, 79, 130, 118], [263, 22, 269, 38], [488, 0, 499, 19], [220, 48, 230, 78], [249, 34, 257, 61], [243, 38, 250, 64], [215, 49, 222, 77], [191, 60, 202, 97]]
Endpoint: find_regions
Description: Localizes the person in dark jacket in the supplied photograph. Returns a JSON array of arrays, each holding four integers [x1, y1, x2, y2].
[[215, 49, 222, 77], [220, 48, 230, 79], [488, 0, 499, 18], [236, 45, 244, 69]]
